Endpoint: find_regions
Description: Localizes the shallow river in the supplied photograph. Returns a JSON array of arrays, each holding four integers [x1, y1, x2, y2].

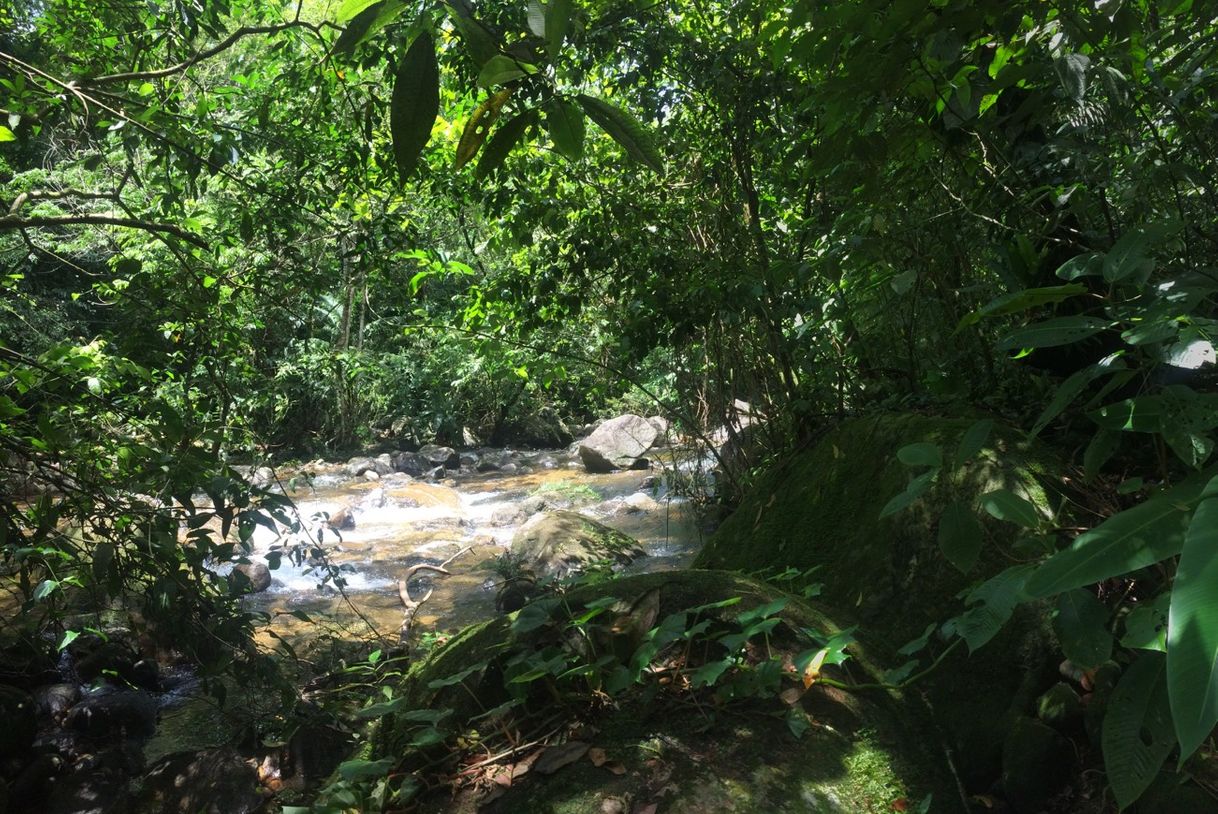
[[238, 446, 708, 649]]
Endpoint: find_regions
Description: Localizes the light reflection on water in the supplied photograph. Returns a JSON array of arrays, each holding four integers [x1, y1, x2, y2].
[[240, 448, 709, 648]]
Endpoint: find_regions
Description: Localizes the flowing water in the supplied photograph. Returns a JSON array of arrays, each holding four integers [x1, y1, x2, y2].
[[236, 446, 709, 650]]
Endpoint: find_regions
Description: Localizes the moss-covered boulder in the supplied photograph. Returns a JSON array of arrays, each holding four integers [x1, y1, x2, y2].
[[368, 570, 965, 813], [510, 511, 647, 580], [695, 414, 1065, 788]]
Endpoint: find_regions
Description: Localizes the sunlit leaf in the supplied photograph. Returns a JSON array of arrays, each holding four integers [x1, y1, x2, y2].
[[1026, 468, 1217, 597], [980, 489, 1040, 528], [577, 94, 664, 172], [455, 89, 512, 169], [1167, 475, 1218, 763]]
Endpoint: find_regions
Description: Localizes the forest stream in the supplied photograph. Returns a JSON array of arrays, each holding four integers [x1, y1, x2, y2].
[[140, 443, 711, 766]]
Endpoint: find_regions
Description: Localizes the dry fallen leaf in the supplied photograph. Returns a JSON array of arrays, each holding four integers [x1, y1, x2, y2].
[[534, 741, 590, 775], [588, 747, 609, 767], [605, 760, 627, 776]]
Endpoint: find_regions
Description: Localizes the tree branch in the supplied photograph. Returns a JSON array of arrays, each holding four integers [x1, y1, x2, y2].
[[86, 22, 321, 85], [0, 214, 209, 249]]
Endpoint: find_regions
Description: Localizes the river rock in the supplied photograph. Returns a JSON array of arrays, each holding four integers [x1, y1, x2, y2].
[[328, 504, 356, 529], [67, 691, 158, 738], [578, 415, 658, 472], [419, 444, 460, 468], [43, 767, 130, 814], [249, 466, 275, 488], [647, 415, 671, 438], [459, 451, 479, 468], [345, 456, 390, 478], [510, 511, 646, 580], [230, 562, 272, 593], [392, 451, 427, 477], [0, 685, 37, 760], [34, 683, 80, 720], [135, 747, 266, 814]]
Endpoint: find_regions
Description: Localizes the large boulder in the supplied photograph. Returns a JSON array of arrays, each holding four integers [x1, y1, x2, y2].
[[695, 413, 1065, 788], [345, 456, 390, 478], [229, 562, 272, 593], [510, 511, 646, 580], [368, 571, 965, 813], [392, 451, 427, 477], [419, 444, 461, 469], [578, 414, 658, 472]]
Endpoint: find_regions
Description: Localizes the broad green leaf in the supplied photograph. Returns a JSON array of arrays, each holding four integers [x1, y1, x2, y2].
[[390, 33, 440, 181], [447, 6, 500, 65], [427, 661, 487, 688], [1053, 589, 1113, 670], [1104, 227, 1156, 284], [1162, 426, 1214, 469], [997, 316, 1110, 351], [1055, 52, 1090, 101], [332, 1, 408, 55], [954, 419, 993, 468], [957, 284, 1087, 330], [980, 489, 1040, 528], [938, 500, 983, 573], [545, 0, 573, 61], [526, 0, 546, 36], [1030, 357, 1125, 438], [1025, 468, 1216, 597], [511, 597, 558, 633], [335, 0, 380, 21], [477, 55, 533, 88], [58, 630, 81, 651], [474, 110, 533, 180], [953, 565, 1035, 652], [1102, 653, 1175, 810], [577, 94, 664, 173], [1055, 252, 1104, 280], [545, 99, 585, 161], [455, 89, 511, 169], [1121, 592, 1168, 652], [1167, 476, 1218, 763], [1083, 428, 1121, 480], [690, 658, 733, 687], [896, 442, 942, 468], [878, 469, 937, 519], [33, 579, 59, 602], [337, 758, 395, 781], [0, 125, 15, 142], [1090, 389, 1218, 436]]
